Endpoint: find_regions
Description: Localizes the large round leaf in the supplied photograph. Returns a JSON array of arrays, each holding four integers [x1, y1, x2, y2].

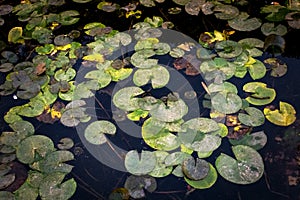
[[215, 40, 243, 59], [84, 120, 116, 145], [125, 150, 156, 175], [124, 175, 156, 199], [184, 163, 218, 189], [263, 101, 296, 126], [211, 92, 242, 114], [16, 135, 55, 164], [243, 82, 276, 105], [149, 98, 188, 122], [133, 65, 170, 89], [228, 12, 262, 31], [214, 5, 239, 20], [84, 69, 111, 88], [215, 145, 264, 184], [238, 107, 265, 127], [113, 87, 144, 111], [148, 151, 173, 177], [182, 157, 209, 180], [229, 131, 267, 150], [130, 49, 158, 69]]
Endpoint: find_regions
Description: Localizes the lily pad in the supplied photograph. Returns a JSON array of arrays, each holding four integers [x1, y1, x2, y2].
[[164, 152, 192, 166], [133, 65, 170, 88], [0, 191, 14, 199], [113, 87, 144, 111], [32, 27, 52, 44], [182, 157, 209, 180], [72, 0, 92, 3], [85, 69, 111, 88], [84, 121, 116, 145], [105, 67, 133, 82], [285, 12, 300, 29], [124, 175, 156, 199], [184, 163, 218, 189], [243, 82, 276, 106], [263, 101, 296, 126], [245, 58, 266, 80], [125, 150, 156, 175], [214, 4, 239, 20], [264, 57, 287, 77], [131, 49, 158, 68], [211, 92, 243, 114], [215, 145, 264, 184], [58, 10, 80, 26], [185, 0, 205, 16], [172, 0, 190, 6], [0, 5, 13, 15], [263, 34, 285, 54], [229, 131, 267, 150], [54, 68, 76, 82], [261, 23, 287, 36], [39, 172, 77, 200], [142, 118, 180, 151], [238, 107, 265, 127], [149, 98, 188, 122], [148, 151, 173, 177], [215, 40, 243, 59], [60, 100, 90, 127], [8, 27, 24, 44], [228, 12, 262, 31], [16, 135, 55, 164], [57, 138, 74, 150]]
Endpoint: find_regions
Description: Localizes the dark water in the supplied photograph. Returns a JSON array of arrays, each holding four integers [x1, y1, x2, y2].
[[0, 0, 300, 200]]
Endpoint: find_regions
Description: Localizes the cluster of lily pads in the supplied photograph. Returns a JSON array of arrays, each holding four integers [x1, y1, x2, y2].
[[0, 0, 298, 199]]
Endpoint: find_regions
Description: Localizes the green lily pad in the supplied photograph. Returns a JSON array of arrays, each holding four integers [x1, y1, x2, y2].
[[85, 69, 111, 88], [182, 157, 209, 180], [245, 58, 266, 80], [57, 138, 74, 150], [243, 82, 276, 106], [14, 182, 38, 200], [59, 81, 76, 101], [214, 4, 239, 20], [263, 34, 285, 55], [215, 40, 243, 59], [184, 163, 218, 189], [84, 121, 116, 145], [58, 10, 80, 26], [228, 12, 262, 31], [211, 92, 243, 114], [229, 131, 267, 150], [208, 82, 238, 94], [0, 5, 13, 15], [0, 191, 14, 200], [181, 118, 220, 133], [172, 0, 190, 6], [32, 150, 74, 174], [72, 0, 92, 3], [238, 38, 264, 49], [1, 51, 18, 63], [142, 118, 180, 151], [127, 109, 148, 121], [39, 172, 77, 200], [238, 107, 265, 127], [149, 98, 188, 122], [18, 99, 44, 117], [261, 23, 287, 36], [105, 67, 133, 82], [131, 49, 158, 68], [164, 152, 192, 166], [97, 2, 119, 12], [263, 101, 296, 126], [124, 175, 157, 199], [264, 57, 287, 77], [215, 145, 264, 184], [169, 47, 185, 58], [148, 151, 173, 177], [125, 150, 156, 175], [54, 35, 72, 46], [8, 27, 24, 44], [0, 63, 12, 73], [61, 100, 90, 127], [54, 68, 76, 82], [133, 65, 170, 88], [16, 135, 55, 164], [285, 12, 300, 29], [113, 86, 144, 111], [32, 27, 52, 44], [185, 0, 205, 16], [140, 0, 156, 7]]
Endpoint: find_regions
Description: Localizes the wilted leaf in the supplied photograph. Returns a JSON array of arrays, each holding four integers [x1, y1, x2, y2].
[[264, 101, 296, 126]]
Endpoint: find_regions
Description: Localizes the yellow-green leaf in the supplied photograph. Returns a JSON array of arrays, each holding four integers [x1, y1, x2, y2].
[[83, 53, 104, 63], [264, 101, 296, 126], [8, 27, 24, 44]]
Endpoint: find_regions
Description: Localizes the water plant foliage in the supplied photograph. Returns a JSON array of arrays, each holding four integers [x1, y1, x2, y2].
[[0, 0, 299, 199]]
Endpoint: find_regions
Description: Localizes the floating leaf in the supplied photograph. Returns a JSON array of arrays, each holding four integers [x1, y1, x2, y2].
[[285, 12, 300, 29], [133, 65, 170, 88], [0, 63, 13, 72], [131, 49, 158, 68], [184, 163, 218, 189], [16, 135, 55, 164], [182, 157, 209, 180], [32, 27, 52, 44], [215, 145, 264, 184], [39, 172, 77, 200], [238, 107, 265, 127], [14, 182, 38, 200], [214, 5, 239, 20], [125, 150, 156, 175], [263, 34, 285, 55], [245, 58, 266, 80], [164, 152, 192, 166], [105, 67, 132, 82], [83, 53, 104, 63], [84, 121, 116, 145], [148, 151, 173, 177], [243, 82, 276, 105], [261, 23, 287, 36], [264, 101, 296, 126], [229, 131, 267, 150], [127, 109, 148, 121], [185, 0, 205, 16], [1, 51, 18, 63], [60, 100, 90, 127], [8, 27, 24, 44], [0, 5, 13, 15], [149, 98, 188, 122], [72, 0, 92, 3], [113, 87, 144, 111], [0, 173, 15, 189], [97, 2, 119, 12], [58, 10, 80, 26], [57, 138, 74, 150], [54, 68, 76, 82], [142, 118, 180, 151], [211, 92, 242, 114], [228, 12, 262, 31], [124, 175, 156, 199], [264, 57, 287, 77], [215, 40, 243, 59], [0, 191, 14, 199]]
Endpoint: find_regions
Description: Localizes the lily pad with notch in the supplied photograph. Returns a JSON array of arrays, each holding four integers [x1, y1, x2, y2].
[[113, 86, 144, 112], [125, 150, 156, 175], [228, 12, 262, 32], [264, 57, 287, 77], [263, 101, 296, 126], [215, 40, 243, 59], [211, 92, 243, 114], [84, 120, 116, 145], [131, 49, 158, 69], [148, 151, 173, 177], [215, 145, 264, 184], [182, 157, 209, 180], [124, 175, 157, 199], [238, 107, 265, 127], [214, 4, 239, 20], [243, 82, 276, 106], [229, 131, 267, 150], [261, 23, 287, 36]]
